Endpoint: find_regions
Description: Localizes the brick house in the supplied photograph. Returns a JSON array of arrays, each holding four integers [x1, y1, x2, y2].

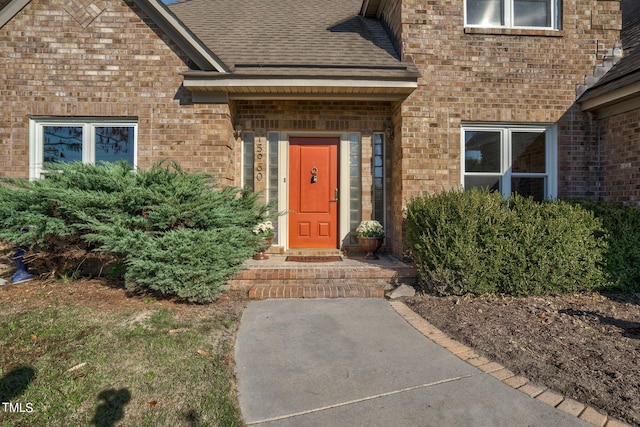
[[0, 0, 626, 257]]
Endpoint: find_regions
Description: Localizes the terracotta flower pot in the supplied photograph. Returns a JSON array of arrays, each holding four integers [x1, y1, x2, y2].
[[358, 236, 383, 260], [253, 236, 274, 260]]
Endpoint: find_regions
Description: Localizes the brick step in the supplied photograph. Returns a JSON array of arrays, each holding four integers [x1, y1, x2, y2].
[[227, 254, 417, 299], [230, 267, 414, 282], [248, 283, 385, 299], [232, 278, 403, 288]]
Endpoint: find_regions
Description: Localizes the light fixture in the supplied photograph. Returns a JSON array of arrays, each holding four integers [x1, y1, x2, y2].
[[385, 125, 394, 139], [233, 124, 244, 139]]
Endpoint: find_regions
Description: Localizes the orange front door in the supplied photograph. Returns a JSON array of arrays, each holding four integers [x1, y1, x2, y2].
[[289, 137, 339, 248]]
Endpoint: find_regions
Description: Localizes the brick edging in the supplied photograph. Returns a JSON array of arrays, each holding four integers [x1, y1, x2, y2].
[[388, 301, 631, 427]]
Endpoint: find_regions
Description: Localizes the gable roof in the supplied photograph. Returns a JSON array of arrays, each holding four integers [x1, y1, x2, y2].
[[168, 0, 400, 71], [1, 0, 417, 101], [580, 0, 640, 112], [168, 0, 418, 101]]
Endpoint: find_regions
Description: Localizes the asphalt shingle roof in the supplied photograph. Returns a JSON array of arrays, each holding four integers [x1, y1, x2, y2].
[[580, 0, 640, 101], [167, 0, 408, 74]]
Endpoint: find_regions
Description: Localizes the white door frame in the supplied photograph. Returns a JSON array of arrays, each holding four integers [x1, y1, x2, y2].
[[277, 131, 352, 250]]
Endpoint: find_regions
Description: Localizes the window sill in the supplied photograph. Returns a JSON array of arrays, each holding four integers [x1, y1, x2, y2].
[[464, 27, 564, 37]]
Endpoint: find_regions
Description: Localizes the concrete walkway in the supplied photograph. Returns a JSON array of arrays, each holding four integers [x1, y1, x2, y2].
[[235, 299, 594, 427]]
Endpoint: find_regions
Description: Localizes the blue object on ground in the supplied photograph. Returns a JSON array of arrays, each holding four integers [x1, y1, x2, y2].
[[11, 248, 33, 284]]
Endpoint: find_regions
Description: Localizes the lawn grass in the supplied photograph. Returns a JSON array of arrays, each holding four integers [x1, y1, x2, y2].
[[0, 302, 244, 426]]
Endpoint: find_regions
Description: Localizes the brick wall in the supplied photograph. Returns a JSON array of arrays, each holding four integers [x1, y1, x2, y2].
[[597, 107, 640, 206], [0, 0, 236, 183], [557, 104, 601, 200], [378, 0, 621, 256]]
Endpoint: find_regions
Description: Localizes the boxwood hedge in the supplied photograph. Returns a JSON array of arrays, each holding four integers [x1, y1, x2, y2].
[[573, 199, 640, 293], [406, 189, 607, 296]]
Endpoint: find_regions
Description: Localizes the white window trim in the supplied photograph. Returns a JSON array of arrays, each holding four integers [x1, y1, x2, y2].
[[461, 124, 557, 200], [464, 0, 560, 31], [29, 118, 138, 180]]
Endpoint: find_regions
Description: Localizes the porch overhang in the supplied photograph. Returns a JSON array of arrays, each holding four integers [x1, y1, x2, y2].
[[182, 67, 419, 102], [580, 79, 640, 118]]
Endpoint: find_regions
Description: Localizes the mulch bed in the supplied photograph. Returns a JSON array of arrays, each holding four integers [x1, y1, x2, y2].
[[404, 292, 640, 425]]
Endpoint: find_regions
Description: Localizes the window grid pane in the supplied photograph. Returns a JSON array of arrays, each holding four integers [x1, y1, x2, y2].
[[242, 132, 255, 191], [511, 176, 546, 201], [373, 133, 385, 226], [465, 131, 501, 172], [467, 0, 504, 26], [465, 175, 501, 193], [513, 0, 551, 27], [94, 126, 135, 165], [43, 126, 83, 163], [349, 133, 361, 245], [512, 131, 546, 173]]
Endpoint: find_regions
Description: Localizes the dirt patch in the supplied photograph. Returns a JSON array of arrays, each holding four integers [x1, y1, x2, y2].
[[404, 292, 640, 425], [0, 276, 248, 322]]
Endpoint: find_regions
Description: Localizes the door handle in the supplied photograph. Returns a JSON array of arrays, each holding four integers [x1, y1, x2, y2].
[[331, 188, 339, 202]]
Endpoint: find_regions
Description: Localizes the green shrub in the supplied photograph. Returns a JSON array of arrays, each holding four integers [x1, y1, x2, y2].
[[406, 189, 606, 296], [0, 161, 269, 302], [573, 199, 640, 292], [121, 228, 257, 303]]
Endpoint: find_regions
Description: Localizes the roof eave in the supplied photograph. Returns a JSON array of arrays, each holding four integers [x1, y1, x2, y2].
[[183, 74, 418, 102], [134, 0, 229, 72], [0, 0, 30, 28], [580, 79, 640, 113]]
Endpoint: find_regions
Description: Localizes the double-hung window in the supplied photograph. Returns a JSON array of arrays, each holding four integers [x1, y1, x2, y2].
[[465, 0, 561, 29], [462, 124, 557, 201], [29, 118, 137, 179]]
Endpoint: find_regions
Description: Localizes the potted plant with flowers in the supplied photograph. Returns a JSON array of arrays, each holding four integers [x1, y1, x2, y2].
[[356, 220, 384, 260], [252, 220, 275, 260]]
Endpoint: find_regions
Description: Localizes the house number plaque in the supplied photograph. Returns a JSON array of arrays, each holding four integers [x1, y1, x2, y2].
[[256, 142, 265, 181]]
